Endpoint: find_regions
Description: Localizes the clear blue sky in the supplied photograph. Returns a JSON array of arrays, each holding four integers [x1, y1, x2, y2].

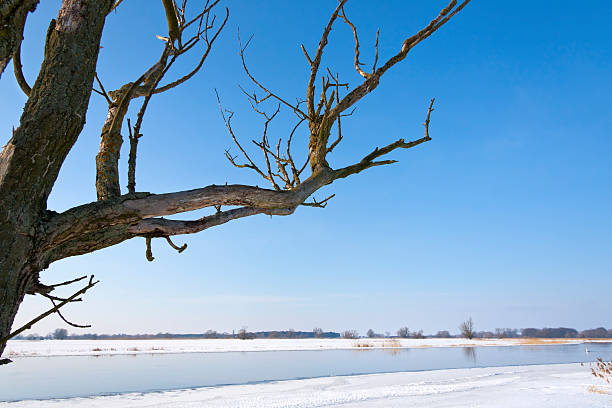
[[1, 0, 611, 336]]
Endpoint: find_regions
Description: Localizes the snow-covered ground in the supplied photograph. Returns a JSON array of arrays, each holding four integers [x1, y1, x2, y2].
[[4, 338, 608, 357], [3, 363, 610, 407]]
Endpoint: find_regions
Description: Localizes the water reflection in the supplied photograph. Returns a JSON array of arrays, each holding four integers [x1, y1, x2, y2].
[[383, 347, 404, 356], [462, 347, 477, 363]]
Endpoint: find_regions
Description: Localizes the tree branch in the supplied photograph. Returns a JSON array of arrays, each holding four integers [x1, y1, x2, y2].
[[29, 2, 465, 286], [95, 2, 227, 200], [327, 1, 469, 123], [12, 40, 31, 96], [42, 94, 434, 265], [0, 276, 98, 347], [238, 30, 309, 120], [306, 0, 348, 118], [162, 0, 182, 50], [95, 50, 169, 200], [93, 72, 113, 106], [0, 0, 38, 79], [129, 206, 294, 237], [334, 98, 435, 179], [41, 169, 336, 264], [153, 7, 228, 94]]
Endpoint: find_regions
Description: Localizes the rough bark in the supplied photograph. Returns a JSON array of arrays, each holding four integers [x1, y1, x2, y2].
[[95, 84, 132, 200], [0, 0, 112, 356]]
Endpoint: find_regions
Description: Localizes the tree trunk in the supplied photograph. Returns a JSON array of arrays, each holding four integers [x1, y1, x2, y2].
[[0, 230, 34, 357], [0, 0, 112, 358]]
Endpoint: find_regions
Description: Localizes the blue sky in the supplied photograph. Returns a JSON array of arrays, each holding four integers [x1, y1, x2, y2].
[[1, 0, 611, 336]]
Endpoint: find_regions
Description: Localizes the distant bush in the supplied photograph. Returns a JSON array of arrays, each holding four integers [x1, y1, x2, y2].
[[495, 328, 519, 339], [435, 330, 451, 338], [366, 329, 383, 338], [475, 331, 495, 339], [342, 330, 359, 339], [204, 330, 218, 339], [53, 328, 68, 340], [397, 327, 410, 338], [237, 328, 254, 340], [412, 330, 424, 339]]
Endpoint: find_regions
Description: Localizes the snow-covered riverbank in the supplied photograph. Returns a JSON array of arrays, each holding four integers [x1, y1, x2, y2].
[[3, 363, 609, 407], [4, 338, 608, 357]]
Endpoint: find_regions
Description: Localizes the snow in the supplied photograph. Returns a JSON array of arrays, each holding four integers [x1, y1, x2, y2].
[[3, 363, 610, 407], [4, 338, 606, 358]]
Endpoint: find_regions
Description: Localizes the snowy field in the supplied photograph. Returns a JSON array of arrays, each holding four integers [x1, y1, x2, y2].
[[4, 337, 607, 357], [3, 363, 610, 407]]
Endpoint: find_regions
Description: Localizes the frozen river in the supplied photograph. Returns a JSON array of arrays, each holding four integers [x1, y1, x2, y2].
[[1, 342, 610, 402]]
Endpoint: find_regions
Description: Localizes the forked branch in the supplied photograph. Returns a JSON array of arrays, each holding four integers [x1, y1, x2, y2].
[[335, 98, 435, 179], [95, 1, 228, 201], [0, 276, 99, 347]]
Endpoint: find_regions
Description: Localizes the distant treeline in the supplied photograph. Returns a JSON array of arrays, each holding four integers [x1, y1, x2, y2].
[[13, 329, 341, 341], [12, 326, 612, 340], [522, 327, 612, 339], [470, 327, 612, 339]]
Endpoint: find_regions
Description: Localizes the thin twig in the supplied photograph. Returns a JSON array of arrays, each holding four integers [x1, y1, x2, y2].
[[301, 193, 336, 208], [165, 236, 187, 253], [49, 298, 91, 328], [94, 72, 114, 106], [238, 30, 309, 119], [0, 276, 99, 346]]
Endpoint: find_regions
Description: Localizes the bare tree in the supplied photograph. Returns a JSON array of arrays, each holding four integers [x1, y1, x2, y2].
[[342, 330, 359, 339], [0, 0, 470, 362], [366, 329, 375, 338], [237, 327, 250, 340], [397, 327, 410, 338], [460, 317, 475, 340], [412, 329, 424, 339], [52, 328, 68, 340], [313, 327, 323, 338], [204, 330, 218, 339]]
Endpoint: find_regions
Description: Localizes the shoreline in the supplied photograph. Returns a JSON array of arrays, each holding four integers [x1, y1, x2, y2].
[[2, 363, 610, 407], [4, 337, 610, 358]]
